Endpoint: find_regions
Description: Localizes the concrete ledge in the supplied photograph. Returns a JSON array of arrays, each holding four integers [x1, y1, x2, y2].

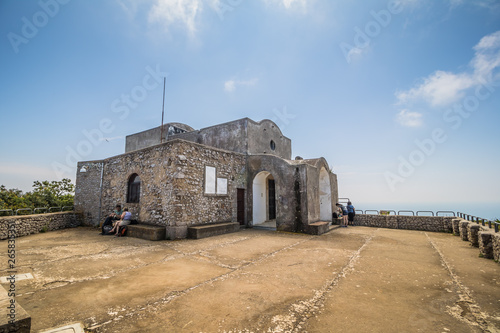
[[166, 225, 188, 240], [188, 222, 239, 239], [127, 224, 166, 241], [0, 285, 30, 333], [304, 222, 330, 235]]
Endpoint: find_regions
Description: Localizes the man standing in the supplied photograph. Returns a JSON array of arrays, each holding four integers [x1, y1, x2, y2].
[[347, 201, 356, 226]]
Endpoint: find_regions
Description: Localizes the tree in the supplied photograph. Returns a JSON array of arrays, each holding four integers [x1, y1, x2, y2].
[[0, 179, 75, 213], [0, 185, 29, 211], [30, 179, 75, 208]]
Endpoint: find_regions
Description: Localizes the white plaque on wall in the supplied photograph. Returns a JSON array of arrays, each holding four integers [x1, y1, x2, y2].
[[217, 177, 228, 195], [205, 166, 216, 194]]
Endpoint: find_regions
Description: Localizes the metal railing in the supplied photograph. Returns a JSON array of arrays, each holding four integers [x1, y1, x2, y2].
[[457, 211, 499, 233], [397, 210, 415, 216], [0, 209, 14, 216], [0, 207, 75, 216], [16, 208, 32, 215], [436, 211, 455, 217], [34, 207, 48, 214], [338, 197, 350, 204], [416, 211, 434, 216]]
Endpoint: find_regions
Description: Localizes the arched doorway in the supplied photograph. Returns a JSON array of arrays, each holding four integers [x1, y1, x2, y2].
[[319, 167, 332, 221], [252, 171, 276, 225]]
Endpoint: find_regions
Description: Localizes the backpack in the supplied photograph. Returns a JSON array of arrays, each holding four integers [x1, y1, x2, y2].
[[103, 224, 114, 235], [118, 225, 128, 237]]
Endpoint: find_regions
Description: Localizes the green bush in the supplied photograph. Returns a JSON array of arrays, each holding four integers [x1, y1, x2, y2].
[[0, 179, 74, 212]]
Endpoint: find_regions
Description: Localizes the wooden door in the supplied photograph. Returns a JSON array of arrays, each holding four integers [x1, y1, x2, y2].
[[237, 189, 245, 225], [268, 179, 276, 220]]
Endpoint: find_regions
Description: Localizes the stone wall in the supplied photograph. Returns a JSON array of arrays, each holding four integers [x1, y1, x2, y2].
[[74, 161, 103, 226], [76, 139, 247, 234], [455, 219, 499, 264], [0, 212, 82, 239], [353, 214, 454, 233]]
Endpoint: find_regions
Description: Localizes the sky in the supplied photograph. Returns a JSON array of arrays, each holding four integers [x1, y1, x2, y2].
[[1, 0, 499, 218]]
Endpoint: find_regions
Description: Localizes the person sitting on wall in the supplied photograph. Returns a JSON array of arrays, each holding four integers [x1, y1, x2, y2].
[[100, 204, 122, 235], [109, 207, 132, 236], [347, 201, 356, 226]]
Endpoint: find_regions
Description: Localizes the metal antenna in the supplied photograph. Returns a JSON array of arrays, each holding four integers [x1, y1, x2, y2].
[[160, 77, 166, 143]]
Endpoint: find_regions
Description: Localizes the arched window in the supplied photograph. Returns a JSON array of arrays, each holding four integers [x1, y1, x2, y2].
[[127, 174, 141, 203]]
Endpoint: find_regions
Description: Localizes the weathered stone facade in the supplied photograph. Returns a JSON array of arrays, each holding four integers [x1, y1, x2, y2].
[[0, 212, 82, 239], [452, 218, 461, 235], [460, 221, 469, 241], [493, 233, 500, 262], [479, 231, 494, 259], [75, 118, 339, 238]]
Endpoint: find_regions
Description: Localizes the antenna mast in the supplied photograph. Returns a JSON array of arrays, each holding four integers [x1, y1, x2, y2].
[[160, 77, 166, 143]]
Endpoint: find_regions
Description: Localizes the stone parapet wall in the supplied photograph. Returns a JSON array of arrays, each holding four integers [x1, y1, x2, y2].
[[493, 233, 500, 262], [353, 214, 454, 233], [354, 214, 500, 264], [452, 219, 500, 264], [0, 212, 82, 240], [468, 224, 480, 247]]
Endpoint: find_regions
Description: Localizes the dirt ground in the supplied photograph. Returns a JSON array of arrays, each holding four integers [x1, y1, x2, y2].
[[1, 226, 499, 332]]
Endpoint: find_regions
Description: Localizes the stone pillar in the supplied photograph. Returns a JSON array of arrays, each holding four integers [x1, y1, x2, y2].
[[493, 234, 500, 263], [452, 219, 461, 235], [459, 221, 469, 241], [479, 232, 493, 259], [468, 224, 480, 247]]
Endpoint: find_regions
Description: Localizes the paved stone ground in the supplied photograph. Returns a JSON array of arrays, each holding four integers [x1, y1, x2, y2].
[[1, 226, 499, 332]]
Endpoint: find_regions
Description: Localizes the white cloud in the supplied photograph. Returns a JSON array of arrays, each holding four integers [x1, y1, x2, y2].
[[396, 71, 475, 107], [396, 109, 423, 127], [148, 0, 204, 36], [224, 78, 258, 92], [396, 30, 500, 108]]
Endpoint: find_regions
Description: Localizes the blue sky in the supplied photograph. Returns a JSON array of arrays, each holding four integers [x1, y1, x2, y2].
[[1, 0, 499, 216]]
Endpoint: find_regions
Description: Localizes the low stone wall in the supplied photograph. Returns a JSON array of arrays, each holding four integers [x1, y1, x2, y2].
[[354, 214, 500, 264], [353, 214, 454, 233], [454, 219, 499, 264], [0, 212, 82, 240]]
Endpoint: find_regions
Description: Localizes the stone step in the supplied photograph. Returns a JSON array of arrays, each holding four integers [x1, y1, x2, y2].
[[127, 224, 166, 241], [187, 222, 240, 239], [304, 221, 331, 235]]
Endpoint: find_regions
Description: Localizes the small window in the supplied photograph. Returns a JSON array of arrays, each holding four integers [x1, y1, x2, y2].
[[270, 140, 276, 151], [127, 174, 141, 203]]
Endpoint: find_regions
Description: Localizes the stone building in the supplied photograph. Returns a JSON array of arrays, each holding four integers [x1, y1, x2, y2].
[[75, 118, 338, 238]]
